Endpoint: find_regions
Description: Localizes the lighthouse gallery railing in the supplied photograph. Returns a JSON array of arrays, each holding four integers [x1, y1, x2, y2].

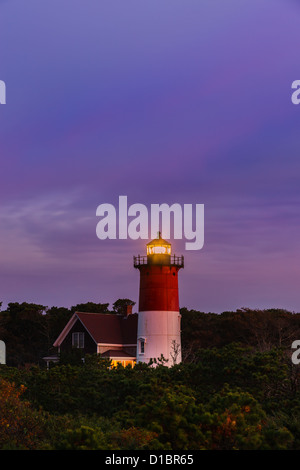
[[133, 254, 184, 268]]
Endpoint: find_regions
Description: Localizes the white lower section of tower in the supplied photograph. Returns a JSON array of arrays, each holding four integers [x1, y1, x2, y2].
[[136, 311, 182, 366]]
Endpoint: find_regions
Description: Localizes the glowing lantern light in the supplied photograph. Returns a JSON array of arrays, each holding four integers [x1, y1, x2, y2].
[[146, 232, 171, 256]]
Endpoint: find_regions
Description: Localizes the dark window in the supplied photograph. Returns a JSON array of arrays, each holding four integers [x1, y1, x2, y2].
[[140, 339, 145, 354], [72, 332, 84, 349]]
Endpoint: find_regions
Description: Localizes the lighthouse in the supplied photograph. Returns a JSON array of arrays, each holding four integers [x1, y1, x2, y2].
[[133, 232, 184, 366]]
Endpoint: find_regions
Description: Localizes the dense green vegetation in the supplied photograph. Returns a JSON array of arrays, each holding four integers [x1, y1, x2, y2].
[[1, 301, 300, 450]]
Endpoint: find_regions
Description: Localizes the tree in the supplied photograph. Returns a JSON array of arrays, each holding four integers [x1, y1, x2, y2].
[[0, 378, 46, 449], [197, 385, 293, 450], [170, 340, 181, 365], [112, 299, 136, 315], [43, 306, 72, 354], [0, 302, 48, 366]]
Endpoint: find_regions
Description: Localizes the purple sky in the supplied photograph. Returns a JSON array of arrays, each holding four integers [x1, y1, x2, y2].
[[1, 0, 300, 313]]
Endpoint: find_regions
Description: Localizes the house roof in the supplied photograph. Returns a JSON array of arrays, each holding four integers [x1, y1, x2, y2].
[[100, 349, 136, 359], [53, 311, 138, 347]]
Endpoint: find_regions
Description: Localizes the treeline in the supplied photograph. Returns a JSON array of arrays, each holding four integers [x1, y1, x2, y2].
[[181, 307, 300, 360], [0, 301, 300, 366]]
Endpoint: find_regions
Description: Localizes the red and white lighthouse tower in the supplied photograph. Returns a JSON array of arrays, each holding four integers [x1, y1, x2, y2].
[[134, 233, 184, 366]]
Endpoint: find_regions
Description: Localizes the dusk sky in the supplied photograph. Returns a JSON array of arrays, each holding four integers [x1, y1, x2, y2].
[[1, 0, 300, 313]]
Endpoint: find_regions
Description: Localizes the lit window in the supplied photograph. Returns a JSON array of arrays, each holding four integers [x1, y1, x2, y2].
[[147, 245, 171, 255], [72, 332, 84, 349]]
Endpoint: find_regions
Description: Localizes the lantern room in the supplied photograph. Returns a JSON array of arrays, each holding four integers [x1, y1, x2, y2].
[[134, 233, 184, 269], [147, 232, 171, 255], [146, 232, 171, 265]]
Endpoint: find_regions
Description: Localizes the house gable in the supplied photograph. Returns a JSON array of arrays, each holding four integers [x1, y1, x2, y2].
[[59, 318, 97, 355], [53, 312, 138, 359]]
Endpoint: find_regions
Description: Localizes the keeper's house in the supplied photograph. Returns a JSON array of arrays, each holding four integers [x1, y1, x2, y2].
[[53, 307, 137, 368]]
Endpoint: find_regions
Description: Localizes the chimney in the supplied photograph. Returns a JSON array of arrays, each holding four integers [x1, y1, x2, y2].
[[125, 304, 132, 316]]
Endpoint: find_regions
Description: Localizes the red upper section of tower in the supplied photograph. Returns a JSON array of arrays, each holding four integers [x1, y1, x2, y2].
[[137, 264, 182, 311]]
